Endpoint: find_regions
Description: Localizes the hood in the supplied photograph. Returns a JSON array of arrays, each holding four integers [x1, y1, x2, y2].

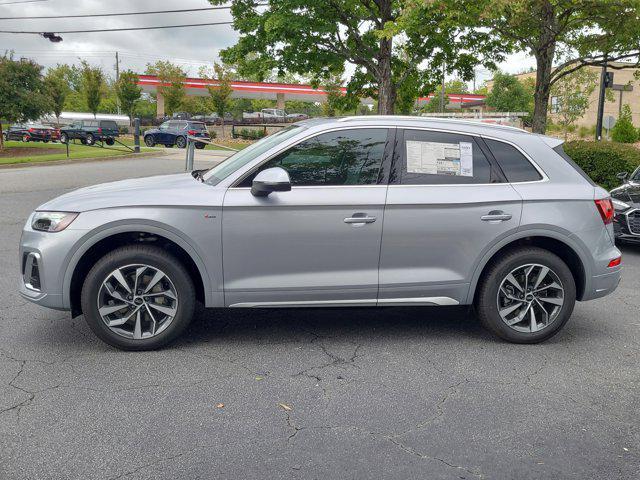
[[38, 173, 219, 212], [610, 181, 640, 207]]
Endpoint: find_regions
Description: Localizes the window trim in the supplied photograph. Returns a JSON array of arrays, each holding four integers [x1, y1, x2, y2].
[[229, 126, 395, 189], [387, 126, 548, 187]]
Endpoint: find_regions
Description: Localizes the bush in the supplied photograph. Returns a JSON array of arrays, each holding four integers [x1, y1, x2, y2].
[[578, 126, 590, 138], [563, 140, 640, 189], [611, 104, 638, 143]]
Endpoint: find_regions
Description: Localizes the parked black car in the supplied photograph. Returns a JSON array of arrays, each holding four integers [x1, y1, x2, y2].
[[610, 167, 640, 243], [60, 120, 119, 146], [143, 120, 210, 149], [4, 124, 53, 143]]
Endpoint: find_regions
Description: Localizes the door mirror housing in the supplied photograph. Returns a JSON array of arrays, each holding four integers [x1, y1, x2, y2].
[[251, 167, 292, 197], [617, 171, 629, 183]]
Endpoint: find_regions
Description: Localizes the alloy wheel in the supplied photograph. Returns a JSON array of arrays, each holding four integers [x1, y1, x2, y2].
[[97, 264, 179, 340], [496, 263, 564, 333]]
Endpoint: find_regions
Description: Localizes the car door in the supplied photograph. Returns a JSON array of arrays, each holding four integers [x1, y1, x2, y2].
[[378, 128, 523, 306], [222, 127, 394, 307]]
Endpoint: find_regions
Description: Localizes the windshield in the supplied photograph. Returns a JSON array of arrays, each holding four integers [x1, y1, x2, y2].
[[203, 125, 305, 185]]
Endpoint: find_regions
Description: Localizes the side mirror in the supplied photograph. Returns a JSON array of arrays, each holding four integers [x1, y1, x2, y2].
[[251, 167, 291, 197], [617, 171, 629, 183]]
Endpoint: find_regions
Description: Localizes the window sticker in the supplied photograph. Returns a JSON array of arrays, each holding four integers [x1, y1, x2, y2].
[[406, 140, 473, 177]]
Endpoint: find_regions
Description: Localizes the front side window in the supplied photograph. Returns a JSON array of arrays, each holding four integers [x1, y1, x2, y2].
[[485, 139, 542, 182], [239, 128, 388, 187], [396, 129, 496, 185]]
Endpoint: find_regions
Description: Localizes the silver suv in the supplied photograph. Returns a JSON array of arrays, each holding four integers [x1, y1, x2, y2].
[[19, 117, 622, 350]]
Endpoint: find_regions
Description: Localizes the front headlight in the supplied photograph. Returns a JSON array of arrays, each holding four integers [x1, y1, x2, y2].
[[612, 199, 631, 212], [32, 211, 79, 232]]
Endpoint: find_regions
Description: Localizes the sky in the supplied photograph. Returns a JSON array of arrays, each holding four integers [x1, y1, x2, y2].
[[0, 0, 536, 89]]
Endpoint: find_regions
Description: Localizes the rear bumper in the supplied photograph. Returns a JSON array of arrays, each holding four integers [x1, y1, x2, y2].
[[582, 268, 622, 301]]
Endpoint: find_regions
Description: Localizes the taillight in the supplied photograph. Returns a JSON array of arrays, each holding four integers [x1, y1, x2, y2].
[[187, 129, 197, 135], [594, 198, 614, 225], [97, 127, 102, 133], [28, 128, 35, 133], [608, 256, 622, 268]]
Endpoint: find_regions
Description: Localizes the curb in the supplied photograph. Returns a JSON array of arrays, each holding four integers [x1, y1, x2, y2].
[[0, 150, 163, 170]]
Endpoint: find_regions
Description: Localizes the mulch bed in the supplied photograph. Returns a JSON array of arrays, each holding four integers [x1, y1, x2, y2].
[[0, 146, 60, 158]]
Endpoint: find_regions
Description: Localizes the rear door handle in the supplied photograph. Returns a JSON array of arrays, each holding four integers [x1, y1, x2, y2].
[[344, 214, 376, 224], [481, 211, 512, 222]]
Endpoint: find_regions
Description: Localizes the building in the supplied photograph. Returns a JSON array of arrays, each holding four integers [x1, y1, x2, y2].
[[485, 62, 640, 128], [136, 74, 486, 117]]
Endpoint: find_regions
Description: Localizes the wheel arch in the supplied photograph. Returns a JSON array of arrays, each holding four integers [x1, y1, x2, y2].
[[467, 230, 590, 304], [64, 224, 213, 317]]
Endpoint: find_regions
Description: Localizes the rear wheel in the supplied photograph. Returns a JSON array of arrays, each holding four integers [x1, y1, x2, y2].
[[105, 138, 115, 146], [175, 136, 187, 149], [195, 142, 206, 149], [81, 245, 195, 350], [144, 135, 155, 147], [86, 133, 96, 145], [22, 135, 30, 143], [475, 247, 576, 343]]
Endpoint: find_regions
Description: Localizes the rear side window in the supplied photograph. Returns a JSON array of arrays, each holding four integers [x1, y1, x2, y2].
[[553, 145, 596, 186], [85, 120, 98, 127], [485, 139, 542, 182], [100, 120, 118, 130], [397, 129, 496, 185]]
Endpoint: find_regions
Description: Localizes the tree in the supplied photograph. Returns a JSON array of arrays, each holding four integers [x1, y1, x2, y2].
[[0, 55, 50, 149], [472, 0, 640, 133], [44, 65, 70, 126], [145, 61, 186, 116], [203, 63, 234, 136], [611, 104, 638, 143], [485, 71, 532, 112], [549, 68, 597, 139], [81, 61, 104, 118], [211, 0, 505, 114], [115, 70, 142, 125]]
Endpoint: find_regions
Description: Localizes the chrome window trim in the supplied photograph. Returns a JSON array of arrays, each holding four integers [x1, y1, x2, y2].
[[229, 296, 458, 308], [227, 125, 394, 189]]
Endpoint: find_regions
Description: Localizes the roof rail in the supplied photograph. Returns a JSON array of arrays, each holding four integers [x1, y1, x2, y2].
[[336, 115, 529, 134]]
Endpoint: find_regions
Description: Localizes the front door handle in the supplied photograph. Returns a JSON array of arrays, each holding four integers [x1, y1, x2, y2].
[[344, 214, 377, 224], [481, 211, 512, 222]]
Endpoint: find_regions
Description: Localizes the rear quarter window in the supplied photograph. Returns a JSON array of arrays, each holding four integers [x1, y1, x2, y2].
[[552, 145, 596, 186], [485, 139, 542, 182], [188, 122, 207, 131], [100, 121, 118, 129]]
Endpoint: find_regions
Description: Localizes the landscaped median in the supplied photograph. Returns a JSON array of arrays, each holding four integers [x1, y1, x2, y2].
[[0, 140, 155, 166]]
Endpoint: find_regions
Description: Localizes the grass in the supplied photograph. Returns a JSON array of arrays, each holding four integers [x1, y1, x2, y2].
[[0, 140, 153, 166]]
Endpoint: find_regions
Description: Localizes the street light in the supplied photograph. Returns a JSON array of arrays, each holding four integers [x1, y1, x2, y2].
[[42, 32, 63, 42]]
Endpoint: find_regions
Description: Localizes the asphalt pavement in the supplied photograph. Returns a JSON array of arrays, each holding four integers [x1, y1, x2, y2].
[[0, 154, 638, 479]]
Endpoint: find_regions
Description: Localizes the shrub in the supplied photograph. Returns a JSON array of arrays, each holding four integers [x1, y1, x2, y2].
[[578, 126, 590, 138], [611, 104, 638, 143], [563, 140, 640, 189]]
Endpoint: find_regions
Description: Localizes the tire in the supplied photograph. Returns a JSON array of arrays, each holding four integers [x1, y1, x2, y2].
[[86, 133, 96, 146], [144, 135, 155, 147], [175, 136, 187, 149], [195, 142, 206, 150], [105, 138, 115, 146], [60, 133, 68, 144], [80, 138, 87, 145], [81, 245, 196, 351], [23, 135, 30, 143], [475, 247, 576, 344], [43, 139, 49, 143]]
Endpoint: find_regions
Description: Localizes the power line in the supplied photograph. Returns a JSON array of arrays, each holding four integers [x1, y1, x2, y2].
[[0, 21, 234, 35], [0, 5, 240, 20], [0, 0, 47, 4]]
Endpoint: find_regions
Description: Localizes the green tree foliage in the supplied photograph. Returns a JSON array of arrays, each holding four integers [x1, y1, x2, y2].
[[0, 55, 50, 148], [211, 0, 505, 114], [115, 70, 142, 124], [469, 0, 640, 133], [485, 71, 531, 112], [145, 61, 186, 116], [80, 61, 104, 117], [549, 68, 597, 140], [612, 104, 638, 144], [419, 79, 470, 114], [204, 63, 234, 135], [44, 65, 70, 126]]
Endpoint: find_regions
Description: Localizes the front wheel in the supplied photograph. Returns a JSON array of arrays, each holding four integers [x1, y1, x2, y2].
[[144, 135, 155, 147], [475, 247, 576, 344], [60, 133, 68, 144], [22, 135, 30, 143], [175, 136, 187, 149], [81, 245, 195, 350], [86, 133, 96, 145]]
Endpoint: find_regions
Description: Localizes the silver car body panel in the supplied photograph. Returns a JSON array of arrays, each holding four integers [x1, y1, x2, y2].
[[19, 116, 621, 312]]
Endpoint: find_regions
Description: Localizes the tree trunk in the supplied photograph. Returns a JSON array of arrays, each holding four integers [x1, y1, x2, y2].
[[531, 2, 557, 134], [0, 122, 4, 150], [377, 37, 396, 115]]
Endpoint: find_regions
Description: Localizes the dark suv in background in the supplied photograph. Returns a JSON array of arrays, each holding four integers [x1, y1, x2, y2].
[[60, 120, 119, 146], [143, 120, 210, 149], [611, 166, 640, 243]]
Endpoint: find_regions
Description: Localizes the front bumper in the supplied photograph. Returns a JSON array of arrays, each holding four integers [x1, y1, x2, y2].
[[614, 208, 640, 243]]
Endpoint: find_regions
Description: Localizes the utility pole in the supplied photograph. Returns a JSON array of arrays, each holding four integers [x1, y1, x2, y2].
[[595, 56, 609, 141], [115, 51, 121, 115], [439, 61, 446, 113]]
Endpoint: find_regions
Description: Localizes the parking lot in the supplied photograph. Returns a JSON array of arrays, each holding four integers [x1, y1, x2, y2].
[[0, 155, 638, 479]]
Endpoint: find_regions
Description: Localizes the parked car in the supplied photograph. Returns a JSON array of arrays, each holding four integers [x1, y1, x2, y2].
[[60, 119, 119, 146], [610, 167, 640, 243], [243, 108, 287, 122], [42, 125, 61, 142], [143, 120, 210, 149], [4, 124, 53, 143], [19, 117, 622, 350]]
